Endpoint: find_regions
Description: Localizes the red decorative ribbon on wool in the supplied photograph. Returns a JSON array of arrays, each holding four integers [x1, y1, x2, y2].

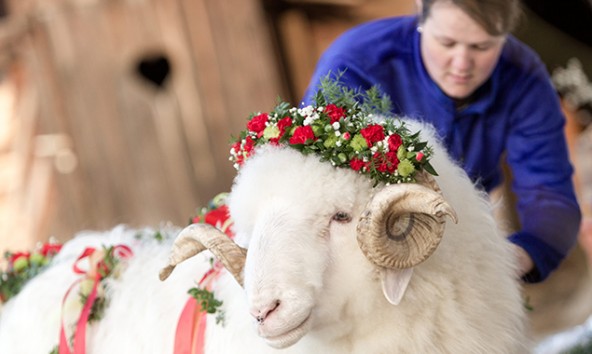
[[59, 245, 132, 354], [173, 265, 223, 354], [174, 204, 234, 354]]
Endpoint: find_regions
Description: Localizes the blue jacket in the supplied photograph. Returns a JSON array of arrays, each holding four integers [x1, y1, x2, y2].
[[303, 16, 582, 282]]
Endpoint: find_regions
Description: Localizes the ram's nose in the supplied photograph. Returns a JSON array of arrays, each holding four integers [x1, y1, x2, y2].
[[250, 299, 280, 325]]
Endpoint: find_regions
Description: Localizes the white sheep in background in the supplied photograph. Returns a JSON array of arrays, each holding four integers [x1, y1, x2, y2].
[[0, 119, 528, 353]]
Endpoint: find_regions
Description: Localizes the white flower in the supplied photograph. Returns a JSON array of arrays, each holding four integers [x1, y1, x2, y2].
[[407, 146, 415, 152], [336, 141, 342, 147], [298, 105, 314, 116], [332, 122, 341, 130]]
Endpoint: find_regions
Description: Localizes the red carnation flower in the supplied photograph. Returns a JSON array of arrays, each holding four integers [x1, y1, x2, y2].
[[289, 126, 316, 145], [243, 136, 255, 154], [385, 151, 399, 171], [231, 140, 241, 154], [360, 124, 385, 147], [233, 136, 255, 166], [388, 134, 403, 152], [9, 251, 30, 265], [373, 151, 398, 173], [247, 113, 268, 134], [193, 205, 230, 226], [324, 104, 346, 124], [350, 158, 367, 171], [40, 243, 62, 257], [416, 151, 425, 162], [271, 116, 293, 144], [277, 116, 293, 131]]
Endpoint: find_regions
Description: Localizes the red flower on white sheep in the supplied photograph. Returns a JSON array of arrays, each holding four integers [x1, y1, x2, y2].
[[388, 133, 403, 151], [289, 126, 316, 145], [350, 158, 367, 172], [228, 81, 437, 185], [360, 124, 385, 147], [9, 252, 30, 269], [270, 116, 293, 144], [373, 151, 399, 173], [40, 243, 62, 257], [324, 104, 347, 124], [416, 151, 425, 162], [247, 113, 268, 137]]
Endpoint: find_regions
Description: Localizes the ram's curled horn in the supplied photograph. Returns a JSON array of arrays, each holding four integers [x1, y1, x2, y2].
[[357, 173, 458, 269], [159, 223, 247, 286]]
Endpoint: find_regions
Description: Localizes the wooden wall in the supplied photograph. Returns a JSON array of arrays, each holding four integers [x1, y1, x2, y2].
[[0, 0, 416, 254], [0, 0, 284, 253]]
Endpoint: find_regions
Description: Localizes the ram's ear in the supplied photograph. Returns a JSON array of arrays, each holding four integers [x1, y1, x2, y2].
[[381, 268, 414, 305]]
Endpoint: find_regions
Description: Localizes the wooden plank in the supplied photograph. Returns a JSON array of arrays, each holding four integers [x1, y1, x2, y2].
[[1, 0, 288, 249], [277, 9, 317, 100], [179, 0, 285, 196], [150, 0, 220, 203], [175, 0, 234, 197], [200, 0, 284, 117], [26, 6, 96, 238]]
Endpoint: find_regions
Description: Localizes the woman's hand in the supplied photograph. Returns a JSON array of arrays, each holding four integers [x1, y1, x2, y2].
[[512, 244, 534, 279]]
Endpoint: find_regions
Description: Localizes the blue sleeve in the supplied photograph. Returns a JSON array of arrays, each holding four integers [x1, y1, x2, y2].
[[506, 64, 582, 282]]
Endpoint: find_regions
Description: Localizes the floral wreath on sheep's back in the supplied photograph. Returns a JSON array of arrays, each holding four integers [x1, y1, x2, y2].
[[230, 75, 438, 186]]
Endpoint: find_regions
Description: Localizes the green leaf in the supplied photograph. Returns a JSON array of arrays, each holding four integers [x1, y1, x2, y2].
[[415, 141, 428, 151], [188, 287, 224, 314], [422, 161, 439, 176]]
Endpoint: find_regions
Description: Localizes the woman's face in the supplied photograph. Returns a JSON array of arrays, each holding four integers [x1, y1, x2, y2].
[[419, 1, 506, 100]]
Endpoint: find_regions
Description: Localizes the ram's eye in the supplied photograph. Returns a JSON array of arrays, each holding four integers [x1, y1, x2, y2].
[[332, 211, 352, 223]]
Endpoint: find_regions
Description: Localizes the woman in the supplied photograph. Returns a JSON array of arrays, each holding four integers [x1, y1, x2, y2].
[[303, 0, 582, 282]]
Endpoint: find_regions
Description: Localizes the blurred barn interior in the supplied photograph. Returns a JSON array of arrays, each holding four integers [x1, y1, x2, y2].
[[0, 0, 591, 342], [0, 0, 415, 252]]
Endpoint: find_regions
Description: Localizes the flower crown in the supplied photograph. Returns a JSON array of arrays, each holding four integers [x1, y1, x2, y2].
[[229, 77, 437, 185]]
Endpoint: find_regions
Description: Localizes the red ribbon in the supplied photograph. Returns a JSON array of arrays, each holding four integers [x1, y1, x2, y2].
[[175, 204, 234, 354], [174, 266, 221, 354], [59, 245, 132, 354]]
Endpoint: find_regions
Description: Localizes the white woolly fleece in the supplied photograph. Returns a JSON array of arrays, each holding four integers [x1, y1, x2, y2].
[[0, 120, 529, 354]]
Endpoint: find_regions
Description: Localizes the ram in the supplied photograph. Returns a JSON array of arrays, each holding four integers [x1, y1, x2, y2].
[[0, 85, 528, 353]]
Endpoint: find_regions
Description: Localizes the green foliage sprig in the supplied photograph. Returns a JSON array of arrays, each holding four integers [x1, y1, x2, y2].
[[187, 285, 225, 325], [0, 241, 62, 303]]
